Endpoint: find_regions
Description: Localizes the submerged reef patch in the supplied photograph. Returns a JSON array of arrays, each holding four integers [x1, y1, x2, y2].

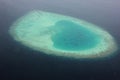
[[9, 10, 118, 59]]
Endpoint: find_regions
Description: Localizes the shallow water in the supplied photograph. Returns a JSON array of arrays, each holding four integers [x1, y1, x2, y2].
[[52, 20, 100, 51]]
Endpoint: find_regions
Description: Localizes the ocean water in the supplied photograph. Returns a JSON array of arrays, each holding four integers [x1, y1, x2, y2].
[[0, 0, 120, 80]]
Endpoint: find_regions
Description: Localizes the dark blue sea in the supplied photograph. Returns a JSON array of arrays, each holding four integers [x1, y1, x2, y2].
[[0, 0, 120, 80]]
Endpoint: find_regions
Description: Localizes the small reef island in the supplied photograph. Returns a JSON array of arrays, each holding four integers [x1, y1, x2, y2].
[[9, 10, 118, 59]]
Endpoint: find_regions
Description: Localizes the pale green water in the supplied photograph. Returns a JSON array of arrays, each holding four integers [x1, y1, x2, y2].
[[51, 20, 100, 51]]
